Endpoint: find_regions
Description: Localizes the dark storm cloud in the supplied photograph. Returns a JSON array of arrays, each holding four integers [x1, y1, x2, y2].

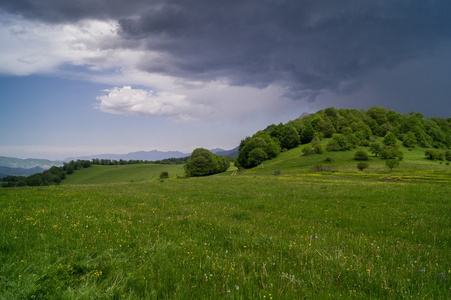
[[118, 0, 451, 100], [2, 0, 451, 101], [0, 0, 147, 22]]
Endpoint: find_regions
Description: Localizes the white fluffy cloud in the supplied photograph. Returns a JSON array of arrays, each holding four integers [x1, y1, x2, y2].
[[96, 86, 197, 120], [95, 83, 300, 123]]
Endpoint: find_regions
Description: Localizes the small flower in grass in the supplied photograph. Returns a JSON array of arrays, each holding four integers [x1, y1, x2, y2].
[[438, 272, 446, 281], [419, 269, 425, 275], [235, 285, 239, 290], [90, 270, 103, 277]]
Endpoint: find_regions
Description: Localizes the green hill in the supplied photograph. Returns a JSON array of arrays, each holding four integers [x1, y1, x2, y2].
[[235, 106, 451, 170], [61, 164, 185, 185], [236, 138, 451, 180]]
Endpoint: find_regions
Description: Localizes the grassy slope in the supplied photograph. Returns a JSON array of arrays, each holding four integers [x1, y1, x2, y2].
[[239, 139, 451, 181], [61, 164, 186, 185], [1, 144, 450, 299]]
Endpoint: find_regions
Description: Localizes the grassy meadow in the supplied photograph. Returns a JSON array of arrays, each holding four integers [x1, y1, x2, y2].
[[61, 164, 186, 185], [1, 144, 450, 299]]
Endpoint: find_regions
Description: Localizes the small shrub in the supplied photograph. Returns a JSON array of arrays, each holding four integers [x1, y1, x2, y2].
[[380, 146, 403, 160], [313, 144, 324, 154], [354, 150, 369, 161], [385, 158, 400, 171], [326, 139, 340, 152], [324, 157, 333, 162], [369, 142, 382, 157], [357, 162, 369, 171], [302, 145, 314, 156], [159, 171, 169, 179], [424, 149, 444, 160]]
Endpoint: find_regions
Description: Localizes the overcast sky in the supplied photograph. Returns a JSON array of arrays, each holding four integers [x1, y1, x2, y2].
[[1, 0, 450, 160]]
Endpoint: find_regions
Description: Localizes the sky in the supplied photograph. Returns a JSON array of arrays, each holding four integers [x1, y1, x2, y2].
[[1, 0, 450, 160]]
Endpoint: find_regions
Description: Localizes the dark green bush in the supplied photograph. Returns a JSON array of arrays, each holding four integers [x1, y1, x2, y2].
[[354, 150, 369, 161]]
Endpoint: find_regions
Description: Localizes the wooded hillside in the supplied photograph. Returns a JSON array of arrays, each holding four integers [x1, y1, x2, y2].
[[236, 106, 451, 168]]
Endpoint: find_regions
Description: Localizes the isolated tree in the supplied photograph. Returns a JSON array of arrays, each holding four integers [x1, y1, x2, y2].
[[185, 148, 230, 177], [369, 142, 382, 157], [385, 158, 400, 171], [354, 150, 369, 161], [185, 156, 211, 177], [357, 162, 369, 171]]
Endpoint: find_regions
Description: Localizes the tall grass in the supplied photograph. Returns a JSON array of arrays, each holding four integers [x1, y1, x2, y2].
[[1, 175, 450, 298]]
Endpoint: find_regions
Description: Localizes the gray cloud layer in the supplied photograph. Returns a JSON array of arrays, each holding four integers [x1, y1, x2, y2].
[[2, 0, 451, 103]]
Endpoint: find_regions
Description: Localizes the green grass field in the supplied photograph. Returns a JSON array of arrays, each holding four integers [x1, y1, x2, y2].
[[61, 164, 186, 185], [1, 144, 450, 299]]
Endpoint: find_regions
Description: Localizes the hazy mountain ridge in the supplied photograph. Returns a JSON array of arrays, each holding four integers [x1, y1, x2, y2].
[[65, 148, 239, 162], [0, 166, 45, 178], [212, 147, 239, 157], [0, 156, 63, 169], [64, 150, 190, 162]]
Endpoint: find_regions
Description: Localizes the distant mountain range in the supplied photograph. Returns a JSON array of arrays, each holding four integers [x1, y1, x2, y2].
[[0, 156, 63, 169], [0, 166, 46, 178], [65, 150, 191, 162], [0, 147, 239, 178], [211, 147, 239, 157], [64, 147, 238, 162], [0, 156, 63, 178]]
